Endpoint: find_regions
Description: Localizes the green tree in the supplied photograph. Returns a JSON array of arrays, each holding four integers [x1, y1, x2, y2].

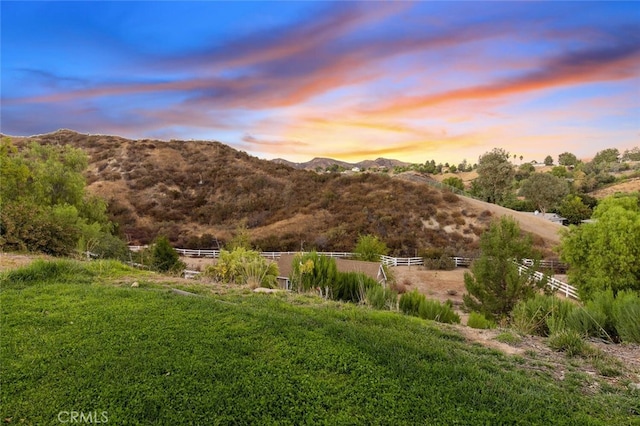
[[592, 148, 620, 165], [550, 166, 568, 178], [354, 234, 389, 262], [622, 147, 640, 161], [474, 148, 515, 205], [442, 176, 464, 191], [558, 152, 578, 166], [544, 155, 554, 166], [151, 235, 185, 273], [519, 173, 569, 214], [560, 195, 640, 299], [557, 195, 592, 225], [0, 139, 120, 256], [463, 217, 544, 321]]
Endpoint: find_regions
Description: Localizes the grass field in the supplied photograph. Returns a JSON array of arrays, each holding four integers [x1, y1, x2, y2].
[[1, 260, 638, 425]]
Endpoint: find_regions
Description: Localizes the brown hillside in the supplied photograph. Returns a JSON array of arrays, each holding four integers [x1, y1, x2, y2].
[[8, 130, 561, 256]]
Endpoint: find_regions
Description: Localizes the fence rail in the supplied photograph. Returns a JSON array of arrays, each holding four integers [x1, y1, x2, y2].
[[128, 246, 577, 299]]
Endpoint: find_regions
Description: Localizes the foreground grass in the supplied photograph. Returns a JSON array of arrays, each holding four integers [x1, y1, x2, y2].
[[1, 261, 638, 424]]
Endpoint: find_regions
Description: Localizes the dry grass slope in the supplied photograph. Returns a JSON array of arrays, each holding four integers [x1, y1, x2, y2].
[[8, 130, 561, 256]]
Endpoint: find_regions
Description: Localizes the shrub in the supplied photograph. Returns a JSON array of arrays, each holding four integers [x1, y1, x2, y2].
[[354, 234, 389, 262], [467, 312, 496, 329], [204, 247, 278, 287], [332, 272, 378, 303], [548, 330, 586, 357], [290, 252, 338, 294], [423, 255, 456, 271], [418, 299, 461, 324], [364, 285, 398, 311], [612, 290, 640, 343], [151, 235, 186, 273], [399, 290, 424, 316], [511, 294, 558, 336]]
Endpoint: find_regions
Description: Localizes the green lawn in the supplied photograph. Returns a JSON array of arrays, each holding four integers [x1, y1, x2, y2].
[[1, 260, 638, 425]]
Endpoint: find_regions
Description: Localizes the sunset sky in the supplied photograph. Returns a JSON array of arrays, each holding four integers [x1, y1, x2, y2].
[[2, 1, 639, 164]]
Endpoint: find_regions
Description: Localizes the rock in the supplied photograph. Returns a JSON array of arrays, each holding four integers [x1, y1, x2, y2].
[[131, 281, 139, 288], [629, 383, 640, 392]]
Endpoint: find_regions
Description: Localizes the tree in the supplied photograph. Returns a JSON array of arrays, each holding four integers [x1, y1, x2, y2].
[[442, 176, 464, 191], [0, 139, 120, 256], [354, 234, 389, 262], [560, 195, 640, 299], [592, 148, 620, 165], [544, 155, 554, 166], [474, 148, 515, 205], [557, 195, 592, 225], [151, 235, 185, 273], [622, 147, 640, 161], [463, 216, 544, 321], [519, 173, 569, 214], [558, 152, 578, 166]]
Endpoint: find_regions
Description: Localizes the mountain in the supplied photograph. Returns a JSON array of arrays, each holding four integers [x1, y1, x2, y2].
[[272, 157, 411, 171], [5, 130, 561, 256]]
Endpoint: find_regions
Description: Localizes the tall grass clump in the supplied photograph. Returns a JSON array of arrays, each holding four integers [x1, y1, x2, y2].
[[364, 285, 398, 310], [332, 272, 377, 303], [290, 252, 338, 294], [467, 312, 496, 329], [399, 290, 460, 324], [418, 299, 460, 324], [612, 290, 640, 343], [548, 329, 586, 357], [399, 289, 424, 316], [511, 294, 578, 336], [0, 259, 93, 289]]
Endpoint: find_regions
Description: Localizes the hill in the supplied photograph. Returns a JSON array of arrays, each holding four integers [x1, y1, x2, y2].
[[6, 130, 560, 255], [1, 259, 638, 424], [273, 156, 410, 171]]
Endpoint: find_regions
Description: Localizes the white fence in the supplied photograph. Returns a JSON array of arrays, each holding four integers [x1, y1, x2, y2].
[[128, 246, 578, 299]]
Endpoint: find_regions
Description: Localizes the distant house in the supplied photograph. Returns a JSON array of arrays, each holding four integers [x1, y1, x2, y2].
[[531, 211, 568, 226], [275, 254, 387, 289]]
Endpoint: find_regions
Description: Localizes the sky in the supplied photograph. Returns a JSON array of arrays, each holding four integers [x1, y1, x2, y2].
[[1, 1, 639, 165]]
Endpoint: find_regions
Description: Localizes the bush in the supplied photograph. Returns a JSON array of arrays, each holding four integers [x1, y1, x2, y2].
[[399, 290, 460, 324], [612, 290, 640, 343], [364, 285, 398, 311], [548, 330, 586, 357], [204, 247, 278, 287], [399, 290, 424, 316], [418, 299, 460, 324], [511, 294, 576, 337], [354, 234, 389, 262], [290, 252, 338, 294], [467, 312, 496, 329], [332, 272, 378, 303], [151, 235, 185, 273], [423, 255, 456, 271]]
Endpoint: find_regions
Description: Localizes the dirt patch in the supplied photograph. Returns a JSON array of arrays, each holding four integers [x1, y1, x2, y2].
[[0, 253, 51, 272]]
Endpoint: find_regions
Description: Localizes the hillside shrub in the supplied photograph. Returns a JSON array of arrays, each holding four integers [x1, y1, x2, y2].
[[332, 272, 378, 303], [548, 330, 586, 357], [290, 252, 338, 294], [150, 236, 185, 273], [354, 234, 389, 261], [467, 312, 496, 329], [399, 290, 460, 324], [399, 290, 424, 316], [204, 247, 278, 287], [612, 290, 640, 343], [418, 299, 460, 324], [364, 285, 398, 310]]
